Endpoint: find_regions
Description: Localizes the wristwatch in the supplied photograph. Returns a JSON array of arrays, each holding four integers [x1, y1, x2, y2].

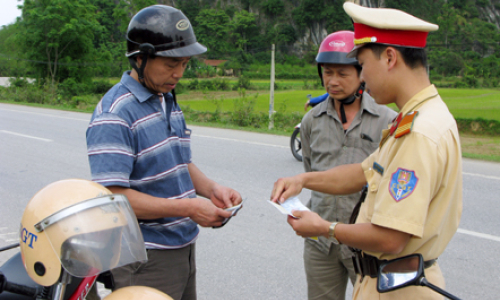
[[328, 222, 341, 244]]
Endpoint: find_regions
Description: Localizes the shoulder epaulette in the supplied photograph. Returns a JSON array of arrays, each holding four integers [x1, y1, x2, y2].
[[395, 111, 419, 138]]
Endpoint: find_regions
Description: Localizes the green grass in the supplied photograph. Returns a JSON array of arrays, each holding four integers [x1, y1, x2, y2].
[[180, 86, 500, 121], [182, 89, 324, 113], [462, 152, 500, 162], [439, 88, 500, 121]]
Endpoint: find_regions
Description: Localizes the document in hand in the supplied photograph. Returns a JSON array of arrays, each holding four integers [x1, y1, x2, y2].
[[267, 196, 310, 218], [268, 197, 319, 241], [213, 198, 245, 229]]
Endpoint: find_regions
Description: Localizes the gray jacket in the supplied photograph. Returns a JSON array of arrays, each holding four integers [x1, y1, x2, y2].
[[301, 93, 398, 258]]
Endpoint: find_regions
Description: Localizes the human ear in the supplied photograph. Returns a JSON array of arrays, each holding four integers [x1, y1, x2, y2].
[[136, 55, 143, 68], [385, 47, 398, 70]]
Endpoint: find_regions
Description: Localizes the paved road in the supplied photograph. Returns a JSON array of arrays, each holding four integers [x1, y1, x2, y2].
[[1, 103, 499, 299]]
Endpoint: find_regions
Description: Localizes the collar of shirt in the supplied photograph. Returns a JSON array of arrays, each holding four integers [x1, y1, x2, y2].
[[399, 84, 439, 116], [120, 71, 158, 103], [313, 92, 381, 119]]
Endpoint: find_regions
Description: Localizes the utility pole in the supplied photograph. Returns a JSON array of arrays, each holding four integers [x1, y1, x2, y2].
[[268, 44, 275, 130]]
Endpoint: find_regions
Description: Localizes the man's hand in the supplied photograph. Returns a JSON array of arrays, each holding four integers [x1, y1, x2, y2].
[[189, 198, 232, 227], [271, 175, 304, 203], [287, 210, 330, 238], [304, 100, 311, 111], [210, 184, 242, 209]]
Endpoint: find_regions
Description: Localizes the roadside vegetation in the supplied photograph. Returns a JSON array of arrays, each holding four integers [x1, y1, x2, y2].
[[0, 1, 499, 161], [1, 77, 499, 162]]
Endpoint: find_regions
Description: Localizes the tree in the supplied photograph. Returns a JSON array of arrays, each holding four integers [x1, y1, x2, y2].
[[18, 0, 104, 85], [195, 9, 231, 57], [0, 23, 26, 77], [436, 4, 466, 48], [230, 10, 259, 52]]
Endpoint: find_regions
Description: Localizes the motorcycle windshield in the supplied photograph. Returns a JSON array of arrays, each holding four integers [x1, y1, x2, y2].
[[40, 194, 147, 277]]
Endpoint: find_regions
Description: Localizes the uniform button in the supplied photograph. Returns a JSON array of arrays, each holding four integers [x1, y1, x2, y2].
[[370, 184, 377, 191]]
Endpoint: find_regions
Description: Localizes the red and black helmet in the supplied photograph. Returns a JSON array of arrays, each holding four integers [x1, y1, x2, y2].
[[316, 31, 359, 86]]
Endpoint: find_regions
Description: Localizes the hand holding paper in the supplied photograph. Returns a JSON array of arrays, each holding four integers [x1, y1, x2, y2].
[[267, 196, 309, 218], [268, 196, 324, 240]]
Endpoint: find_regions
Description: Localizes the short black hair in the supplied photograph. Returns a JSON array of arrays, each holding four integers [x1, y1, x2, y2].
[[362, 44, 428, 69], [354, 65, 362, 76]]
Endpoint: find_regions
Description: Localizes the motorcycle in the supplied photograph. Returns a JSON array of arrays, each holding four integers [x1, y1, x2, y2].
[[377, 253, 462, 300], [0, 179, 148, 300], [290, 123, 303, 162], [0, 242, 106, 300], [290, 93, 329, 162]]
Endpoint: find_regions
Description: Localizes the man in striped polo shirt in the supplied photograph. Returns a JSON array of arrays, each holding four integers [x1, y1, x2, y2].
[[86, 5, 242, 300]]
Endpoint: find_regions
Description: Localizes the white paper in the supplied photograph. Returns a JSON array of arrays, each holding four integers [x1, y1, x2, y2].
[[268, 197, 319, 241], [268, 196, 309, 218]]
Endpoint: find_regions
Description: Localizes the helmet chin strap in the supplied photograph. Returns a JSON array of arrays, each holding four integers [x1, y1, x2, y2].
[[129, 57, 149, 89], [336, 82, 365, 124]]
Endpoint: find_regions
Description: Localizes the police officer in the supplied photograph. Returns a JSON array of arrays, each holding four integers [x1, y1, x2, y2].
[[271, 3, 462, 299]]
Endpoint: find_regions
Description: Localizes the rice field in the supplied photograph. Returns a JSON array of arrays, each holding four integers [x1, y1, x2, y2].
[[178, 83, 500, 122]]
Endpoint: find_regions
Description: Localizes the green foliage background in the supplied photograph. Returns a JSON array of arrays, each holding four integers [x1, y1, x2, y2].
[[1, 0, 500, 86], [0, 0, 499, 138]]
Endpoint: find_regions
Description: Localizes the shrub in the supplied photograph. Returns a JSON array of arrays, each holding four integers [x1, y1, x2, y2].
[[91, 79, 114, 95], [188, 79, 199, 90], [233, 76, 251, 90], [59, 78, 87, 99], [456, 118, 500, 136], [8, 77, 29, 88]]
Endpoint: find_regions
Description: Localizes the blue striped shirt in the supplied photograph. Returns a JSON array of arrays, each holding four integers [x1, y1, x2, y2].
[[86, 71, 199, 249]]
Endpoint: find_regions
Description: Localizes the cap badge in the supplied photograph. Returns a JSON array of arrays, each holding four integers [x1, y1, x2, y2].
[[176, 19, 190, 31]]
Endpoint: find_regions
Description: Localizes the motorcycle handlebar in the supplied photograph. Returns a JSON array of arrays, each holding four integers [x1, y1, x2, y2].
[[0, 272, 39, 298], [0, 243, 19, 252]]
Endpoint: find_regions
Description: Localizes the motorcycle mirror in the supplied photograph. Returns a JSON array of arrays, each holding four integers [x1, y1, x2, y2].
[[377, 253, 423, 293], [377, 254, 462, 300]]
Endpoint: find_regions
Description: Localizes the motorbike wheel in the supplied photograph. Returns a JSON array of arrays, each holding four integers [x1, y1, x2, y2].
[[290, 127, 303, 162]]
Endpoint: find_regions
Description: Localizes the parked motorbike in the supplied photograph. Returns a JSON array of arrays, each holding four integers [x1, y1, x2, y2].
[[290, 93, 329, 162], [0, 179, 148, 300], [377, 253, 462, 300], [290, 123, 303, 162], [0, 243, 102, 300]]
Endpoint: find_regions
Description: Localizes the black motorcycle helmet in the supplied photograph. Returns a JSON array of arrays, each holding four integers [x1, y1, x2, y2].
[[126, 5, 207, 83]]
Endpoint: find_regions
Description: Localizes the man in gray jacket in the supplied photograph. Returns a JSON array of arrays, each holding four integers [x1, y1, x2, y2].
[[300, 31, 397, 300]]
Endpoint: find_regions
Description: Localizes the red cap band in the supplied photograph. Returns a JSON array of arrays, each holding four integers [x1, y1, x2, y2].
[[353, 23, 429, 48]]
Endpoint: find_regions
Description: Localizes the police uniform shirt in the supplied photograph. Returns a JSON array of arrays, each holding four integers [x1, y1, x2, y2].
[[353, 85, 463, 299]]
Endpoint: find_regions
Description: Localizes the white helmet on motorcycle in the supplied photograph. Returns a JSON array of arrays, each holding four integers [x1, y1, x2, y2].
[[19, 179, 147, 286], [104, 286, 174, 300]]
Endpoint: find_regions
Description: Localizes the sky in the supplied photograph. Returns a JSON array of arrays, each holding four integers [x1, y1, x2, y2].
[[0, 0, 23, 27]]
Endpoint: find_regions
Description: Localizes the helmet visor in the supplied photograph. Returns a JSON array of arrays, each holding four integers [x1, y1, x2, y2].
[[155, 41, 207, 58], [38, 195, 147, 277]]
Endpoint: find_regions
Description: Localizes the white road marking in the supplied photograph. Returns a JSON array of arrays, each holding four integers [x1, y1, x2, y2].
[[0, 107, 89, 122], [0, 232, 18, 243], [0, 130, 52, 142], [463, 172, 500, 181], [457, 228, 500, 242]]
